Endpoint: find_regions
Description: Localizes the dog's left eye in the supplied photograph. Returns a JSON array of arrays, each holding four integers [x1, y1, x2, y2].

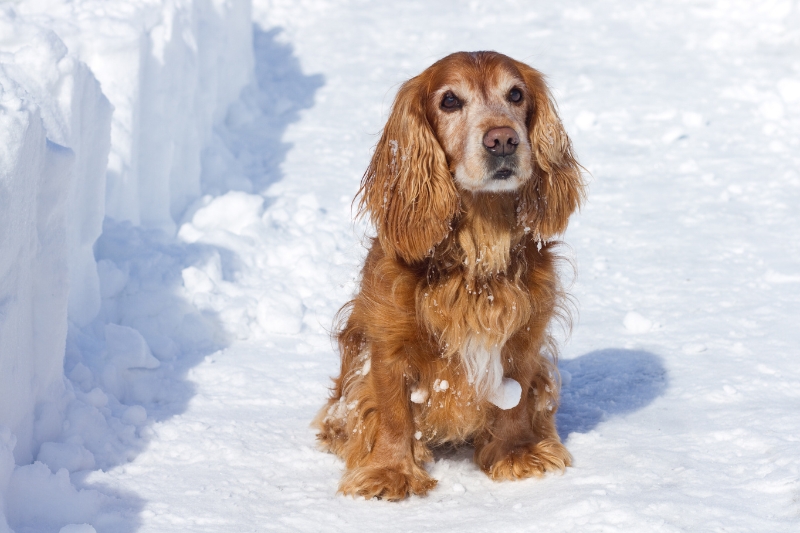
[[508, 88, 523, 103], [441, 91, 462, 110]]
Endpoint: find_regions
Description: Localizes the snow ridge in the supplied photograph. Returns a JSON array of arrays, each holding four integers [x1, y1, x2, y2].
[[0, 1, 253, 531]]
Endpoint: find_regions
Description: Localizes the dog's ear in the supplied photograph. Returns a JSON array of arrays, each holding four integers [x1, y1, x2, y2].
[[358, 76, 460, 264], [514, 63, 585, 239]]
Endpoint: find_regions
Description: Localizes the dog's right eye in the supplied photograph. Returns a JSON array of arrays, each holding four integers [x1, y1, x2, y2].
[[441, 91, 462, 110]]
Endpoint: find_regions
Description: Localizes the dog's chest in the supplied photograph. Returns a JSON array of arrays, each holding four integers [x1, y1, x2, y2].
[[413, 335, 521, 409], [409, 334, 522, 443]]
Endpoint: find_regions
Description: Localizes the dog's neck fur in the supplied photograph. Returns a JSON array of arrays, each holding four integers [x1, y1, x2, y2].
[[430, 192, 526, 282], [456, 192, 517, 280]]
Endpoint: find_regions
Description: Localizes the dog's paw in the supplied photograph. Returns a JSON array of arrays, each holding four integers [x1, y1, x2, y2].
[[339, 464, 437, 501], [482, 438, 572, 481]]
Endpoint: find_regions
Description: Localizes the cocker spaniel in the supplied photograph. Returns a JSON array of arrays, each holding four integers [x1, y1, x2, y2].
[[314, 51, 585, 500]]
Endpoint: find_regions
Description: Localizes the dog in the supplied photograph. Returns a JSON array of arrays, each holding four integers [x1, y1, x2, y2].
[[314, 51, 585, 500]]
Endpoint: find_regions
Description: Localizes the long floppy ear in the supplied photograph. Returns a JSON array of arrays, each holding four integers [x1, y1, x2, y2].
[[358, 76, 460, 264], [514, 63, 585, 239]]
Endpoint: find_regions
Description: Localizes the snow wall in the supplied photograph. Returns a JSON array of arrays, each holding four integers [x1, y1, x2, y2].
[[0, 0, 253, 527]]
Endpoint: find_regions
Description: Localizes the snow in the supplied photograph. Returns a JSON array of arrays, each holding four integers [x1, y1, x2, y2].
[[0, 0, 799, 531], [0, 13, 110, 467], [489, 378, 522, 411], [1, 0, 251, 530], [410, 387, 428, 404], [15, 0, 254, 234], [622, 311, 653, 334]]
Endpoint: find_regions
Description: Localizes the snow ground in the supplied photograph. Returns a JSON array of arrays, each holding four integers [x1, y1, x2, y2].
[[3, 0, 800, 531]]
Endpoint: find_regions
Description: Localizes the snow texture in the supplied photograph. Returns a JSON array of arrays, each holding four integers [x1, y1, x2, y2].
[[1, 0, 800, 531], [0, 0, 252, 531]]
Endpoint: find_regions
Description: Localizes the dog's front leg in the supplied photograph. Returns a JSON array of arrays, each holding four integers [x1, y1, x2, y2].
[[338, 346, 436, 500], [474, 366, 572, 481]]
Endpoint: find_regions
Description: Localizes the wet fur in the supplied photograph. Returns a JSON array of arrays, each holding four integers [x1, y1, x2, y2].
[[313, 52, 585, 500]]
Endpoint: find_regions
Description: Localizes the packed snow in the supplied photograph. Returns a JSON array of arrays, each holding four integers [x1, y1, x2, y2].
[[1, 0, 799, 532]]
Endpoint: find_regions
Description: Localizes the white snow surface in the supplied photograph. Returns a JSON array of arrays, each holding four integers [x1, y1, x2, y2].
[[0, 0, 799, 531]]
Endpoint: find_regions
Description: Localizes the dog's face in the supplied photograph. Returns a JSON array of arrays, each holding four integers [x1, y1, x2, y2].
[[425, 55, 534, 193], [360, 51, 583, 264]]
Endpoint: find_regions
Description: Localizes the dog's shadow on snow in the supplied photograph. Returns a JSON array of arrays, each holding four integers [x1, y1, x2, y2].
[[432, 349, 666, 469], [557, 348, 668, 439]]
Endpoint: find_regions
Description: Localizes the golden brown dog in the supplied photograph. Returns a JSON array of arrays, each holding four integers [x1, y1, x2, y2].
[[314, 51, 585, 500]]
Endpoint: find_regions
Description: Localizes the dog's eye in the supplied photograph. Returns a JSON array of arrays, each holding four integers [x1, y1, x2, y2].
[[508, 88, 523, 103], [441, 91, 462, 110]]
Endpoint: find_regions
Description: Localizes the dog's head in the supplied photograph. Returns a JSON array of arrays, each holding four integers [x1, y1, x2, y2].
[[360, 51, 584, 263]]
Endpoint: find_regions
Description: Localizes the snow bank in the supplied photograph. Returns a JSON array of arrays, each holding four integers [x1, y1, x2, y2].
[[0, 10, 112, 465], [18, 0, 254, 233], [0, 0, 253, 530]]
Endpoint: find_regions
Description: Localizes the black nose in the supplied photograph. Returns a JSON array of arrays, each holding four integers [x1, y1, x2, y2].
[[483, 127, 519, 156]]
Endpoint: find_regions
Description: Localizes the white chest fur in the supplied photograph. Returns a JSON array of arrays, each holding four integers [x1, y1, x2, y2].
[[460, 336, 521, 410]]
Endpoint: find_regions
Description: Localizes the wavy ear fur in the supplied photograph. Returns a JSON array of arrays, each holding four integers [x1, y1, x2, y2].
[[514, 62, 585, 239], [358, 76, 460, 264]]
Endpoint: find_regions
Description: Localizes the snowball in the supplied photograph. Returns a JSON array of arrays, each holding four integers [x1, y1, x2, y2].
[[410, 388, 429, 404], [488, 378, 522, 410], [624, 312, 653, 333]]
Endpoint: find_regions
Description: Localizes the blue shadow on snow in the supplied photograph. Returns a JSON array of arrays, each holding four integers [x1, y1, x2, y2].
[[204, 25, 325, 195], [557, 349, 668, 439]]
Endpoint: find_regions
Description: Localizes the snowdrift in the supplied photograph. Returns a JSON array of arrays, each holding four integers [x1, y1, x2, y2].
[[0, 0, 252, 529]]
